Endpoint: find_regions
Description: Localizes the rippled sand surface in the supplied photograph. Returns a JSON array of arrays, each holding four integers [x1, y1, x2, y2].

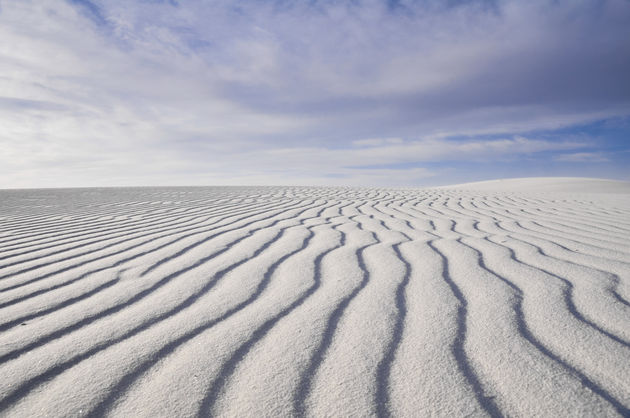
[[1, 182, 629, 417]]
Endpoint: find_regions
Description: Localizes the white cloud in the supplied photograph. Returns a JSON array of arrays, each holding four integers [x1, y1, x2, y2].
[[0, 0, 628, 187], [554, 152, 610, 163], [239, 137, 586, 171], [352, 138, 403, 147]]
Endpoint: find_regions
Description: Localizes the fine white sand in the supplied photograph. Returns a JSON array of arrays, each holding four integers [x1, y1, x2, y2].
[[0, 178, 629, 417], [438, 177, 630, 193]]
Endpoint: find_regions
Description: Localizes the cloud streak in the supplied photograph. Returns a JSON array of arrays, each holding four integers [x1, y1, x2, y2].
[[554, 152, 609, 163]]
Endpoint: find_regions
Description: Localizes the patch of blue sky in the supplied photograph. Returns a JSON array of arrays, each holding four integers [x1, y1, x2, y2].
[[66, 0, 107, 26]]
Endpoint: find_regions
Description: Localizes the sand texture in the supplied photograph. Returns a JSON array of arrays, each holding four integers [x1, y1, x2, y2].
[[1, 181, 629, 417]]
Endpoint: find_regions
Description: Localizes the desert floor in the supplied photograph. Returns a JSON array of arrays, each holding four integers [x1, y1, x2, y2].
[[1, 179, 629, 417]]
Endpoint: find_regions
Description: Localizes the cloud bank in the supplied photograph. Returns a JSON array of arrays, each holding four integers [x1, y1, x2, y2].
[[0, 0, 629, 187]]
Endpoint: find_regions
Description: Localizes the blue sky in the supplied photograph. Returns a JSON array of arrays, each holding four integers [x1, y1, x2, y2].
[[0, 0, 629, 188]]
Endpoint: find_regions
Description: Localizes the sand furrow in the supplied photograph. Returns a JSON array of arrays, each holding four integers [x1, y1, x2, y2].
[[481, 198, 630, 243], [0, 196, 237, 250], [490, 231, 630, 307], [0, 199, 312, 295], [89, 224, 325, 417], [300, 204, 410, 417], [0, 201, 333, 367], [458, 237, 625, 416], [0, 198, 302, 280], [293, 225, 380, 416], [198, 220, 349, 417], [457, 200, 630, 260], [0, 208, 332, 414], [0, 198, 246, 261], [426, 239, 503, 417]]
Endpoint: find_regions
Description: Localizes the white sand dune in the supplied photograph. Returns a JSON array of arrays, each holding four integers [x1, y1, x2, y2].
[[437, 177, 630, 194], [0, 179, 629, 417]]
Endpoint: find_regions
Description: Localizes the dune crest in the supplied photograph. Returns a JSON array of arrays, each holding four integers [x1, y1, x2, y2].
[[437, 177, 630, 193]]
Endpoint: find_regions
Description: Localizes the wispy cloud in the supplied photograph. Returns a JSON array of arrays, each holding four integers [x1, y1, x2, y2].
[[554, 152, 609, 163], [0, 0, 628, 187]]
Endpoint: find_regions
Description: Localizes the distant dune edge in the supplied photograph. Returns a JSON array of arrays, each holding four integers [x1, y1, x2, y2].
[[437, 177, 630, 193]]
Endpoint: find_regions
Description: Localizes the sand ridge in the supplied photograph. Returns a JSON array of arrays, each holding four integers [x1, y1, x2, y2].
[[0, 182, 629, 416]]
